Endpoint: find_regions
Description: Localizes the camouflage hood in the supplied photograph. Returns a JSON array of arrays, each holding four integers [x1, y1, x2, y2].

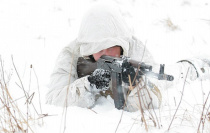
[[76, 4, 132, 57]]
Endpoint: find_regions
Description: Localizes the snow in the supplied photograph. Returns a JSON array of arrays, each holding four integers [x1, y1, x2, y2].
[[0, 0, 210, 133]]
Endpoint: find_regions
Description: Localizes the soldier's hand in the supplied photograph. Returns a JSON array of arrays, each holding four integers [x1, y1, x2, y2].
[[122, 61, 136, 85], [88, 69, 111, 90]]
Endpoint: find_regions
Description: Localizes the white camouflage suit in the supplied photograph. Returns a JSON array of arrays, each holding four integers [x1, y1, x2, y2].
[[46, 5, 210, 112]]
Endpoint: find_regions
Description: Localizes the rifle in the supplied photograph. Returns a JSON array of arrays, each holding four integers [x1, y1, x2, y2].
[[77, 55, 174, 109]]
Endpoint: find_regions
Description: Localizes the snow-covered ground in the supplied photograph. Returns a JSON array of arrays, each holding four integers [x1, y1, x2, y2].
[[0, 0, 210, 132]]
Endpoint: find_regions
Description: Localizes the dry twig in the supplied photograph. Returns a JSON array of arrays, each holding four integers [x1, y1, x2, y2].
[[0, 56, 45, 133], [197, 91, 210, 133], [136, 80, 148, 132], [168, 68, 190, 131]]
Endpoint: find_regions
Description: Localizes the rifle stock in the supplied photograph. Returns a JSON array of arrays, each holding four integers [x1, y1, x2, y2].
[[77, 57, 97, 78]]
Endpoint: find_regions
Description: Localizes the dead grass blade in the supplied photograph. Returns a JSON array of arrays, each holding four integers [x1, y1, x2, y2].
[[0, 56, 46, 133], [197, 91, 210, 133], [168, 67, 190, 131]]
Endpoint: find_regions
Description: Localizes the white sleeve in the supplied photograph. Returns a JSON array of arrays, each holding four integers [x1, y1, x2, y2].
[[46, 45, 98, 108], [46, 76, 98, 108]]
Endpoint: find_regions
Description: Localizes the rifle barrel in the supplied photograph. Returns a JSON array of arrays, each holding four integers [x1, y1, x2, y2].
[[128, 59, 152, 71]]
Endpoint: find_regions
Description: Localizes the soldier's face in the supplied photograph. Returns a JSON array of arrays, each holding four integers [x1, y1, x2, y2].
[[93, 46, 121, 61]]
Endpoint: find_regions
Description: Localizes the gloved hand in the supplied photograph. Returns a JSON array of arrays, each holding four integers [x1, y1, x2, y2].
[[88, 69, 111, 90], [122, 61, 136, 85]]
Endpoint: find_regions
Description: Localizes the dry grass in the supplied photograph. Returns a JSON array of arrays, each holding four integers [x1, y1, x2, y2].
[[163, 18, 179, 31], [115, 58, 210, 132], [0, 56, 46, 133], [168, 68, 189, 131]]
